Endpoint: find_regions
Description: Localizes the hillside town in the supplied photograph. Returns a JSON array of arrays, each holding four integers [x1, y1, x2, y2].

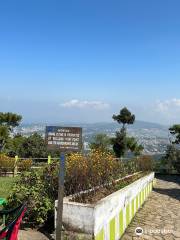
[[13, 122, 169, 155]]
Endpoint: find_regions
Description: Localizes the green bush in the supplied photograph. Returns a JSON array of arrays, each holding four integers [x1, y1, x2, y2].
[[7, 169, 54, 224]]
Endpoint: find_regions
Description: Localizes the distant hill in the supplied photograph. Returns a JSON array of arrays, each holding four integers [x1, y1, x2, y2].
[[129, 120, 168, 130], [20, 120, 168, 130]]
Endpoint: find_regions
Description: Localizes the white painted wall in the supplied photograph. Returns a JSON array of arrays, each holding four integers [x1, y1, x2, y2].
[[55, 199, 94, 233], [93, 172, 154, 238], [55, 172, 154, 238]]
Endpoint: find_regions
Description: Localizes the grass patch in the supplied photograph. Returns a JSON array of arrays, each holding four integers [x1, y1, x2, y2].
[[0, 177, 17, 199]]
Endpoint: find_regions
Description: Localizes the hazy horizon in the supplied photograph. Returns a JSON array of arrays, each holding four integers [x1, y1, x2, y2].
[[19, 119, 169, 127]]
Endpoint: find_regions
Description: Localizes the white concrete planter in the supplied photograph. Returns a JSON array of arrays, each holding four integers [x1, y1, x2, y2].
[[55, 172, 154, 240]]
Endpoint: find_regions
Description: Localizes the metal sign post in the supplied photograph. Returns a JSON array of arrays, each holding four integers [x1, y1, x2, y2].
[[56, 153, 65, 240], [45, 126, 82, 240]]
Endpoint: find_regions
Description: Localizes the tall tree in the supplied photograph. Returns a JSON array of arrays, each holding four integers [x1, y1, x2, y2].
[[112, 107, 136, 158], [112, 107, 135, 130], [112, 128, 127, 157], [0, 112, 22, 151], [169, 124, 180, 144]]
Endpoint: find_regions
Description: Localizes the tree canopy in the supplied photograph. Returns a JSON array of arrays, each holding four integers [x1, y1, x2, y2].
[[0, 112, 22, 129], [112, 107, 135, 128], [17, 133, 47, 158], [112, 107, 143, 158], [0, 112, 22, 152], [169, 124, 180, 144]]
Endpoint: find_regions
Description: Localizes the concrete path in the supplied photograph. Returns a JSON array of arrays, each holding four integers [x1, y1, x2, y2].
[[121, 175, 180, 240], [18, 229, 49, 240]]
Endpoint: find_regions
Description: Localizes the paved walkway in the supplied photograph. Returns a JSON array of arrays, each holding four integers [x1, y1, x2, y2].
[[122, 175, 180, 240], [18, 229, 49, 240]]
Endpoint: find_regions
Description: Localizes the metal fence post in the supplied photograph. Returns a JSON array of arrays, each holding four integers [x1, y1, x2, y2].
[[48, 155, 51, 164], [14, 155, 18, 177], [56, 153, 66, 240]]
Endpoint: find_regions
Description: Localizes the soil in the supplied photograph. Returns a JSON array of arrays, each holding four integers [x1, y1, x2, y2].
[[71, 172, 148, 204]]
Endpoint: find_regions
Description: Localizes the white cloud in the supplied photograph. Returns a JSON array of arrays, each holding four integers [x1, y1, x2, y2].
[[156, 98, 180, 113], [60, 99, 110, 110]]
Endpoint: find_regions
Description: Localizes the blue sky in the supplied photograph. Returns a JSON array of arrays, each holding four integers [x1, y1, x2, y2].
[[1, 0, 180, 124]]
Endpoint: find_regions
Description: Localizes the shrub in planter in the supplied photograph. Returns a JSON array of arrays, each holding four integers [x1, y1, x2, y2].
[[6, 151, 138, 225], [123, 158, 138, 174], [136, 155, 154, 171], [65, 150, 122, 195]]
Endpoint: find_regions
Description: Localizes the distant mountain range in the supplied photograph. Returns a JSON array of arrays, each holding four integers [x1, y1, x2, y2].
[[20, 120, 169, 132]]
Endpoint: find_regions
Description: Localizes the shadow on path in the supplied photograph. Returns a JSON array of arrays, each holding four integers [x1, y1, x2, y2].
[[153, 187, 180, 201], [155, 174, 180, 185]]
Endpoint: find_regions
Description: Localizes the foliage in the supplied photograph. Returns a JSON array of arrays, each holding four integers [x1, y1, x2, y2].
[[17, 159, 33, 171], [161, 145, 180, 173], [0, 127, 9, 152], [162, 123, 180, 173], [136, 155, 154, 171], [5, 133, 61, 159], [0, 112, 22, 129], [7, 150, 140, 225], [7, 170, 53, 224], [161, 145, 176, 172], [0, 154, 32, 173], [89, 133, 111, 152], [173, 150, 180, 173], [5, 134, 26, 157], [65, 150, 122, 195], [0, 112, 22, 152], [16, 133, 48, 158], [112, 107, 135, 128], [112, 128, 127, 157], [74, 172, 146, 204], [123, 158, 139, 174], [0, 154, 16, 173]]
